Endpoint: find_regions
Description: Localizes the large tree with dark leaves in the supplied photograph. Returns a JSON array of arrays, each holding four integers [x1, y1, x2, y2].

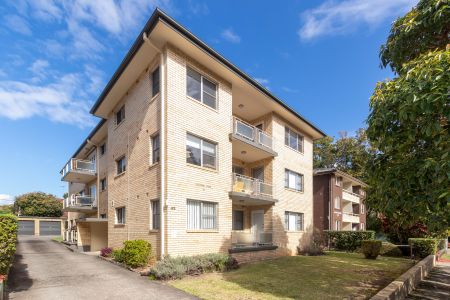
[[366, 0, 450, 238], [14, 192, 63, 217]]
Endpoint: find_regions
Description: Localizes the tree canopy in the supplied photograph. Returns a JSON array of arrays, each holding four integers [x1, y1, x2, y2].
[[14, 192, 63, 217], [367, 0, 449, 237]]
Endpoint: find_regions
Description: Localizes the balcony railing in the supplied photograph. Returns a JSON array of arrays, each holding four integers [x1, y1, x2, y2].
[[61, 158, 96, 178], [232, 173, 273, 198], [342, 212, 360, 223], [342, 190, 360, 203], [232, 117, 273, 149], [64, 194, 96, 209], [231, 231, 273, 247]]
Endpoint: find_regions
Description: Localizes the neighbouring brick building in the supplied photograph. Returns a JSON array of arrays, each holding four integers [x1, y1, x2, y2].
[[313, 168, 367, 232], [60, 8, 326, 262]]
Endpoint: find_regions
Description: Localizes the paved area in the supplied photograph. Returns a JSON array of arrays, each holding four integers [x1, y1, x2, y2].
[[7, 236, 197, 300], [406, 262, 450, 299]]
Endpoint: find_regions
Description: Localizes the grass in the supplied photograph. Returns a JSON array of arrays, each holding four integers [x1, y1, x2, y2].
[[440, 252, 450, 260], [169, 251, 415, 300], [52, 236, 63, 242]]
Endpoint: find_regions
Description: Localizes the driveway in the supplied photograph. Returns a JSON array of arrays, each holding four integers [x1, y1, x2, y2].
[[7, 236, 197, 300]]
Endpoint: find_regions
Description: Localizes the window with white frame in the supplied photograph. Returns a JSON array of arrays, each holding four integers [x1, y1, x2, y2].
[[285, 126, 304, 152], [187, 200, 217, 230], [115, 207, 126, 224], [360, 223, 365, 230], [335, 176, 342, 186], [115, 105, 125, 125], [232, 210, 244, 230], [284, 169, 304, 191], [151, 67, 160, 97], [285, 211, 304, 231], [151, 134, 160, 164], [186, 67, 217, 109], [116, 156, 126, 175], [334, 196, 341, 209], [151, 200, 160, 230], [186, 134, 216, 169], [335, 220, 341, 230], [361, 204, 365, 214]]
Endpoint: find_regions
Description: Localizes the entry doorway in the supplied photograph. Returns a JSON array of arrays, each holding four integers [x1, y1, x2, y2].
[[251, 210, 264, 244]]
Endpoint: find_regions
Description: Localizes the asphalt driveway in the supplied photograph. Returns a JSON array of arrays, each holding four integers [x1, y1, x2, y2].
[[7, 236, 196, 300]]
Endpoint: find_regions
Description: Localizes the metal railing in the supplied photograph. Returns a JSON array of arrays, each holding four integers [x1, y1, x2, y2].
[[64, 194, 97, 208], [231, 231, 273, 247], [61, 158, 96, 177], [232, 173, 273, 198], [232, 117, 273, 149]]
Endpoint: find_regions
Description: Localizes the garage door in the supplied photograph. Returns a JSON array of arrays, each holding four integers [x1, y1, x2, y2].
[[18, 220, 35, 235], [39, 221, 61, 236]]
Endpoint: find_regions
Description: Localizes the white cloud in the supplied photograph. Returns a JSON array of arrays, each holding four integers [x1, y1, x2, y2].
[[4, 14, 32, 35], [84, 65, 104, 94], [0, 194, 14, 205], [221, 28, 241, 43], [282, 87, 299, 93], [66, 19, 105, 59], [255, 78, 270, 85], [299, 0, 417, 40], [188, 0, 209, 15], [28, 59, 50, 82]]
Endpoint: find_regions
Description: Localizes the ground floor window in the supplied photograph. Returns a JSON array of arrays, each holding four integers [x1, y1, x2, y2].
[[335, 220, 341, 230], [360, 223, 365, 230], [187, 200, 217, 230], [232, 210, 244, 230], [285, 211, 304, 231], [115, 207, 126, 224]]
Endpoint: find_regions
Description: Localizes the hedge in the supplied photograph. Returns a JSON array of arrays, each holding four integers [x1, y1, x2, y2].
[[0, 214, 18, 275], [324, 230, 375, 252], [408, 238, 439, 258], [112, 240, 152, 268], [361, 240, 382, 259], [380, 242, 403, 257]]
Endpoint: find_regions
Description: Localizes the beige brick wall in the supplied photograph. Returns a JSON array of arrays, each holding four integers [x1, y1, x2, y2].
[[98, 137, 108, 217]]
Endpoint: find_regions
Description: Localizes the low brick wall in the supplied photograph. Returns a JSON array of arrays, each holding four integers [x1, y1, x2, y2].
[[231, 248, 284, 264], [370, 255, 435, 300]]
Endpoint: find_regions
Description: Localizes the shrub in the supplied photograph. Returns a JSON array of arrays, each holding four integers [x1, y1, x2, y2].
[[100, 247, 113, 257], [149, 253, 238, 280], [113, 240, 152, 268], [325, 230, 375, 252], [380, 242, 403, 257], [408, 238, 438, 258], [0, 214, 18, 275], [361, 240, 382, 259]]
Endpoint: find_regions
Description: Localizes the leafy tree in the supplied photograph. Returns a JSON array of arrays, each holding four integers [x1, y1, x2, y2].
[[366, 0, 450, 238], [14, 192, 63, 217], [0, 205, 13, 215]]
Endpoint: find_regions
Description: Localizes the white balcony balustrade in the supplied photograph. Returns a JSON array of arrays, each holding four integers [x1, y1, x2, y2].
[[232, 117, 274, 150], [61, 158, 96, 183]]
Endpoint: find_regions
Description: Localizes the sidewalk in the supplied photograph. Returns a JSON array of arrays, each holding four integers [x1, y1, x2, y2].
[[406, 261, 450, 299]]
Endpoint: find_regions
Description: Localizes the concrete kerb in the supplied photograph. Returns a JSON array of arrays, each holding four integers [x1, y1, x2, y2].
[[370, 255, 435, 300]]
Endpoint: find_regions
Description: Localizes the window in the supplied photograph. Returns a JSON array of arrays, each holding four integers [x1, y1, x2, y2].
[[334, 196, 341, 209], [360, 190, 366, 196], [116, 156, 126, 175], [151, 67, 160, 97], [232, 210, 244, 230], [115, 207, 126, 224], [115, 105, 125, 125], [100, 214, 106, 219], [335, 176, 342, 186], [100, 143, 106, 155], [360, 223, 365, 230], [285, 127, 304, 152], [151, 200, 160, 230], [361, 204, 365, 214], [335, 220, 341, 230], [186, 67, 217, 109], [285, 169, 304, 191], [285, 212, 304, 231], [187, 200, 217, 230], [232, 165, 244, 175], [100, 178, 107, 191], [186, 134, 216, 169], [151, 134, 160, 164]]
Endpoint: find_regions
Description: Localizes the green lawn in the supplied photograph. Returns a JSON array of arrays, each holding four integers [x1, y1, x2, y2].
[[441, 252, 450, 260], [169, 251, 414, 300]]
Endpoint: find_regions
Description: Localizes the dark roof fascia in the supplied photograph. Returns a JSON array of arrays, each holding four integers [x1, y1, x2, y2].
[[89, 8, 326, 138], [313, 168, 367, 187]]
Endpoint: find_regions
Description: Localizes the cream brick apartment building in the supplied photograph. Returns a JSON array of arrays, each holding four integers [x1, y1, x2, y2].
[[61, 9, 325, 261]]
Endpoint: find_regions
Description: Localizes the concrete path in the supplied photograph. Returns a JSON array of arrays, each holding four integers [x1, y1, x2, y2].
[[7, 236, 197, 300], [406, 262, 450, 299]]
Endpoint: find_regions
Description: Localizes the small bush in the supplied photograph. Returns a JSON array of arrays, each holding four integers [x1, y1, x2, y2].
[[0, 214, 18, 275], [409, 238, 438, 258], [112, 249, 124, 263], [100, 247, 113, 257], [380, 242, 403, 257], [149, 253, 238, 280], [112, 240, 152, 268], [325, 230, 375, 252], [361, 240, 382, 259]]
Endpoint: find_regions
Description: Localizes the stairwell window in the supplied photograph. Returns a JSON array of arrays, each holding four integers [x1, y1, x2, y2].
[[151, 134, 160, 164], [115, 105, 125, 126], [285, 211, 304, 231], [187, 200, 217, 230], [361, 204, 365, 214], [334, 196, 341, 209], [335, 220, 341, 230], [100, 143, 106, 155], [285, 126, 303, 153], [186, 134, 216, 169], [285, 169, 304, 192], [151, 200, 160, 230], [151, 66, 160, 97], [186, 67, 217, 109], [335, 176, 342, 186], [116, 156, 126, 175], [115, 207, 126, 224], [100, 178, 107, 191]]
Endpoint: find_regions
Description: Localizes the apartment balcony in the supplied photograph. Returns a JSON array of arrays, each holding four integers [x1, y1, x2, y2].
[[342, 190, 360, 204], [229, 231, 277, 253], [230, 117, 277, 163], [342, 212, 360, 223], [61, 158, 96, 183], [63, 195, 97, 212], [229, 173, 277, 206]]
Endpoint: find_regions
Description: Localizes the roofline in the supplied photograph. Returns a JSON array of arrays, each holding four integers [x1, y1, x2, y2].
[[313, 168, 367, 187], [89, 8, 326, 138]]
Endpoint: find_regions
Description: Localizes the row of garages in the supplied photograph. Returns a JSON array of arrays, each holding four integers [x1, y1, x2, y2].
[[18, 217, 63, 236]]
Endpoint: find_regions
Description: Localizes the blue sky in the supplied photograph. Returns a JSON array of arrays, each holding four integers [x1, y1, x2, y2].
[[0, 0, 417, 204]]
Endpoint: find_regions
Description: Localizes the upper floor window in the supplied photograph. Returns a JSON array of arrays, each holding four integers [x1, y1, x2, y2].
[[100, 143, 106, 155], [115, 105, 125, 125], [187, 200, 217, 230], [151, 67, 160, 97], [335, 176, 342, 186], [361, 204, 365, 214], [285, 126, 304, 152], [100, 178, 107, 191], [151, 200, 160, 230], [186, 67, 217, 109], [334, 196, 341, 209], [115, 207, 126, 224], [151, 134, 160, 164], [285, 169, 304, 192], [285, 211, 304, 231], [116, 156, 126, 175], [186, 134, 216, 169]]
